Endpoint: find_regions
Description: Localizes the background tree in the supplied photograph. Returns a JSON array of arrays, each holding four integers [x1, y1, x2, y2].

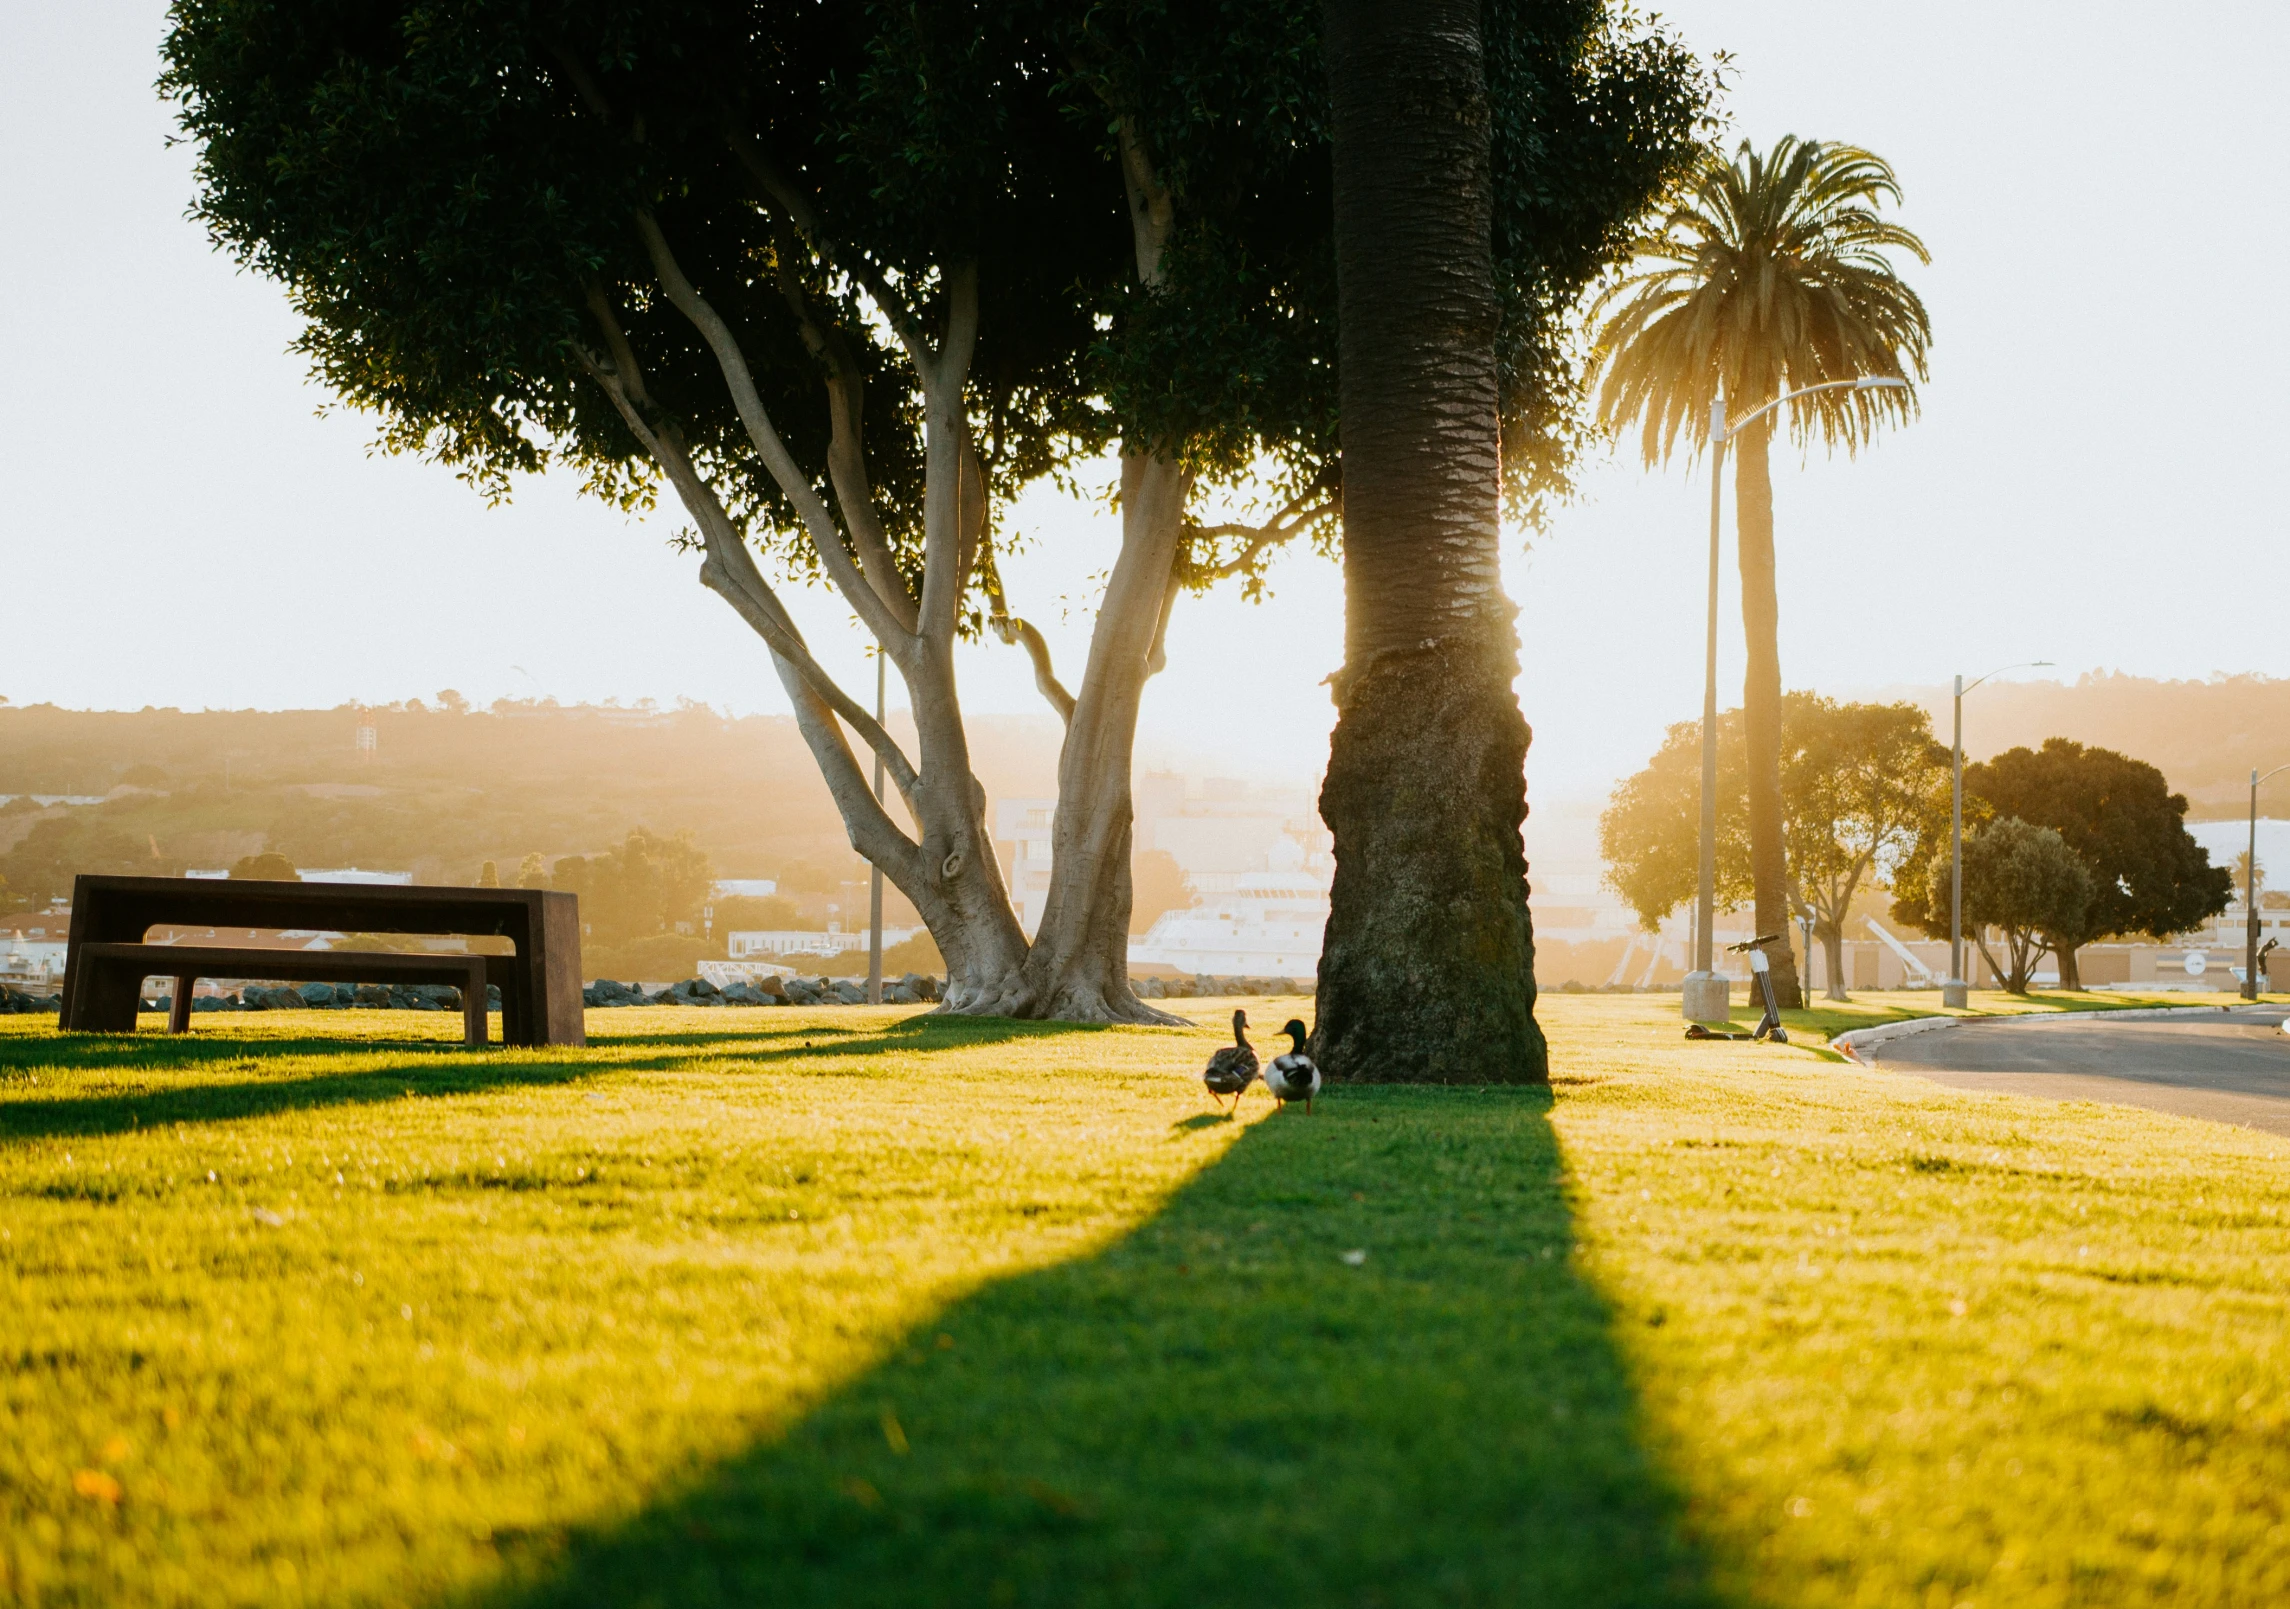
[[1315, 0, 1710, 1083], [1966, 739, 2231, 988], [1587, 137, 1931, 1010], [229, 851, 300, 882], [1599, 708, 1751, 930], [516, 853, 550, 891], [1, 816, 167, 906], [1601, 694, 1948, 998], [1950, 818, 2094, 994], [1128, 849, 1196, 934], [550, 828, 713, 948], [1777, 697, 1950, 999]]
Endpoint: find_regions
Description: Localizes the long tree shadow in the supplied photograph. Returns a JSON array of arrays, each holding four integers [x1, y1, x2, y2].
[[0, 1016, 1130, 1142], [0, 1054, 606, 1141], [467, 1086, 1722, 1609]]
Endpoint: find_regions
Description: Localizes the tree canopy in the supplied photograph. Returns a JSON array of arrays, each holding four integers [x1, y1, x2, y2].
[[1890, 736, 2231, 990], [1952, 818, 2094, 994], [1598, 693, 1949, 991]]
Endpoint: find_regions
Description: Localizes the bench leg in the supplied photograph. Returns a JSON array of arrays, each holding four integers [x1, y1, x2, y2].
[[169, 978, 194, 1034], [73, 960, 145, 1034], [463, 967, 487, 1049]]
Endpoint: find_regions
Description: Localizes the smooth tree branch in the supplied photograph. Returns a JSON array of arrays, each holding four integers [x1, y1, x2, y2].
[[1144, 569, 1182, 678], [991, 613, 1077, 724], [635, 211, 919, 662], [767, 230, 920, 631], [1194, 495, 1338, 579], [718, 120, 935, 381], [570, 335, 923, 815], [914, 261, 981, 648]]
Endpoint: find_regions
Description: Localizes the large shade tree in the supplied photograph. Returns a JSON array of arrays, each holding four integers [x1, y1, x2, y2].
[[162, 0, 1340, 1021], [1587, 137, 1931, 1010], [1315, 0, 1708, 1083], [164, 0, 1703, 1027]]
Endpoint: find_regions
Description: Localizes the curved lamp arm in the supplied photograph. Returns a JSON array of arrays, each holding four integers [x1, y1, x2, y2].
[[1715, 376, 1911, 445], [1962, 659, 2054, 698]]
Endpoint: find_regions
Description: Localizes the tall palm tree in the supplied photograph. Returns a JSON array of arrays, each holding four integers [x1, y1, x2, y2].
[[1315, 0, 1545, 1084], [1588, 136, 1931, 1008]]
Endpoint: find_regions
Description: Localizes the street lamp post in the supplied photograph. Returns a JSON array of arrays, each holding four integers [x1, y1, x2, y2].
[[2245, 763, 2290, 1002], [1682, 374, 1912, 1023], [866, 648, 886, 1006], [1943, 660, 2052, 1008]]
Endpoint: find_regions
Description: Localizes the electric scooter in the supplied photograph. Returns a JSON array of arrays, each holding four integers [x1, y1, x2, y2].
[[1683, 933, 1790, 1044]]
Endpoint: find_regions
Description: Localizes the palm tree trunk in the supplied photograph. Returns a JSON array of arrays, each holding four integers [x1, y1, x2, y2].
[[1313, 0, 1545, 1085], [1731, 419, 1803, 1009]]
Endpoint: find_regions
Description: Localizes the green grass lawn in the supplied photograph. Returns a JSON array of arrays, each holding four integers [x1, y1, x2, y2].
[[3, 996, 2288, 1606]]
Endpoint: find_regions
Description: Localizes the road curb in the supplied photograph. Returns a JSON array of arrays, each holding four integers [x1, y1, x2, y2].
[[1829, 1004, 2265, 1066]]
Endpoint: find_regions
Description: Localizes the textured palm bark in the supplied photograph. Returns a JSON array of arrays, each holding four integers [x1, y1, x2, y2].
[[1314, 0, 1545, 1084], [1731, 423, 1804, 1009]]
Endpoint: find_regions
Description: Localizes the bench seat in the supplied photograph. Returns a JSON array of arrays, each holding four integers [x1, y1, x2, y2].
[[77, 943, 498, 1047]]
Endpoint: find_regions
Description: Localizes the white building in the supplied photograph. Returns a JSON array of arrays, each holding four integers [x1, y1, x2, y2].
[[1129, 873, 1328, 977], [728, 927, 919, 960], [994, 798, 1057, 936]]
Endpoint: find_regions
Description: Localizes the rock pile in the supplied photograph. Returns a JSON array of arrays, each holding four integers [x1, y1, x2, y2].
[[1132, 975, 1308, 999], [157, 982, 502, 1013], [0, 986, 61, 1015], [581, 973, 945, 1008]]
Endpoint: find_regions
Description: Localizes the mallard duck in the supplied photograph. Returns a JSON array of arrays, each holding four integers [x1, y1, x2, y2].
[[1264, 1019, 1320, 1114], [1201, 1007, 1259, 1114]]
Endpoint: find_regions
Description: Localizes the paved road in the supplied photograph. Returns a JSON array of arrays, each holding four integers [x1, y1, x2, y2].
[[1868, 1007, 2290, 1136]]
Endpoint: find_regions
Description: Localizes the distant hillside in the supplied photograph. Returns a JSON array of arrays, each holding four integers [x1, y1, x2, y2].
[[0, 701, 1064, 907], [1873, 673, 2290, 817]]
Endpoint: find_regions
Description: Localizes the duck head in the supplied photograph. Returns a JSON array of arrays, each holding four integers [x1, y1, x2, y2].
[[1279, 1018, 1309, 1054], [1230, 1007, 1249, 1043]]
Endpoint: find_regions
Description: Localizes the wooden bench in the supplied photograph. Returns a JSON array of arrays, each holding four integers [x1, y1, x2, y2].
[[81, 943, 495, 1046], [59, 876, 584, 1047]]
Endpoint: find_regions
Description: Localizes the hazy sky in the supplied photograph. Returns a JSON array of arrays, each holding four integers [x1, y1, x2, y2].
[[4, 3, 2285, 807]]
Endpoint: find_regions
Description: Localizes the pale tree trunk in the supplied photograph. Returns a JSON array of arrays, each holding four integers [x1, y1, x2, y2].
[[1732, 420, 1804, 1009], [579, 127, 1207, 1022], [1019, 450, 1188, 1024], [599, 228, 1041, 1015], [996, 116, 1188, 1024], [1314, 0, 1545, 1084]]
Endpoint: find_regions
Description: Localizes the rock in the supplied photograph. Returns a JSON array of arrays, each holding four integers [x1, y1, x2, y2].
[[301, 982, 336, 1007], [752, 974, 788, 1001], [830, 979, 866, 1005]]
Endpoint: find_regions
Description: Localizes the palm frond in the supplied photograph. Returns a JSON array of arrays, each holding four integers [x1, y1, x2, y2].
[[1584, 135, 1932, 468]]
